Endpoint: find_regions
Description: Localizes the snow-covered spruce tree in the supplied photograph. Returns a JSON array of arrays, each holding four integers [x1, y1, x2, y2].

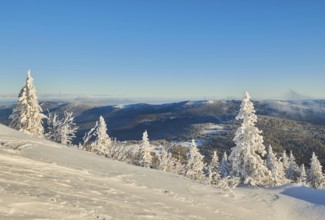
[[208, 151, 220, 185], [59, 111, 78, 146], [307, 152, 324, 189], [138, 130, 152, 168], [298, 164, 307, 186], [80, 121, 98, 151], [281, 151, 289, 171], [9, 69, 46, 137], [285, 151, 300, 182], [158, 148, 174, 172], [265, 145, 285, 184], [158, 148, 185, 174], [220, 152, 230, 178], [91, 116, 112, 155], [185, 139, 205, 181], [217, 152, 240, 190], [229, 91, 272, 186], [172, 153, 186, 175], [46, 111, 78, 146], [46, 112, 60, 143]]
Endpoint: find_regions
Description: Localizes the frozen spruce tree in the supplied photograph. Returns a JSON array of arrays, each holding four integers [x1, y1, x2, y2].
[[158, 148, 185, 174], [138, 130, 152, 168], [80, 121, 98, 151], [46, 111, 78, 146], [59, 111, 78, 146], [208, 151, 220, 185], [172, 154, 186, 175], [298, 164, 307, 185], [91, 116, 112, 155], [185, 139, 205, 181], [281, 151, 289, 171], [46, 112, 60, 143], [286, 151, 300, 182], [9, 69, 45, 137], [220, 152, 230, 178], [266, 145, 285, 184], [307, 152, 324, 189], [229, 91, 272, 186], [158, 148, 174, 172]]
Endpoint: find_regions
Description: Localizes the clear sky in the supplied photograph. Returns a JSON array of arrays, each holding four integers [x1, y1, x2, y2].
[[0, 0, 324, 100]]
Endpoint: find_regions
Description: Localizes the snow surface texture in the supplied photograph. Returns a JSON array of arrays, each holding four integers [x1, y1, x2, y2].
[[0, 124, 324, 220]]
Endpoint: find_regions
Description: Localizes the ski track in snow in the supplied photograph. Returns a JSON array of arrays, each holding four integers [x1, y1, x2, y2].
[[0, 124, 324, 220]]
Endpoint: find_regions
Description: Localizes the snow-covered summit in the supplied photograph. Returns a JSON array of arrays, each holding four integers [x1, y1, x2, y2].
[[0, 124, 324, 219]]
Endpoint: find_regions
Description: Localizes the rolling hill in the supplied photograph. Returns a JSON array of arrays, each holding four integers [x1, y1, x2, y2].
[[0, 124, 324, 219]]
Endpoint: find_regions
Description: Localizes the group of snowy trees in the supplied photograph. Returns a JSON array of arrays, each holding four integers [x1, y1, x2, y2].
[[9, 70, 156, 168], [85, 116, 113, 155], [226, 91, 325, 189], [9, 70, 79, 146], [155, 91, 325, 189], [153, 139, 239, 189], [46, 111, 78, 146], [8, 70, 325, 189], [265, 146, 324, 189]]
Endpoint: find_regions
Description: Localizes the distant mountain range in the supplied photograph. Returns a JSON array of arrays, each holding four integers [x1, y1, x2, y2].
[[1, 99, 325, 166]]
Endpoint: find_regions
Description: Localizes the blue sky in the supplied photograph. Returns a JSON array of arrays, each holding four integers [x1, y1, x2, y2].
[[0, 0, 324, 99]]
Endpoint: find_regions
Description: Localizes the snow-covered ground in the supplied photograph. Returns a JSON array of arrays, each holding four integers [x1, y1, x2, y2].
[[0, 124, 324, 220], [172, 139, 205, 148], [202, 124, 227, 136]]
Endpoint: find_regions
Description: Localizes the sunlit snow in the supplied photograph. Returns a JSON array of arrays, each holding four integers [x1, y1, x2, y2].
[[0, 125, 324, 219]]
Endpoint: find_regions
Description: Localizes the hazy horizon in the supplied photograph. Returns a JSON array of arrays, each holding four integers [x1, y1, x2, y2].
[[0, 89, 324, 107]]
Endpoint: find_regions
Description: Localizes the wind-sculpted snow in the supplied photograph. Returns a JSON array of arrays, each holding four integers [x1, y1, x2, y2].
[[0, 124, 324, 219]]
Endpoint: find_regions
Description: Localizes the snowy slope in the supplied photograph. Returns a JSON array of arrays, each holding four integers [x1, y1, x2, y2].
[[0, 124, 324, 220]]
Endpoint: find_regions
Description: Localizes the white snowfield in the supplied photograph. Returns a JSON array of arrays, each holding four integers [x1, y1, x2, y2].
[[0, 125, 324, 220]]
